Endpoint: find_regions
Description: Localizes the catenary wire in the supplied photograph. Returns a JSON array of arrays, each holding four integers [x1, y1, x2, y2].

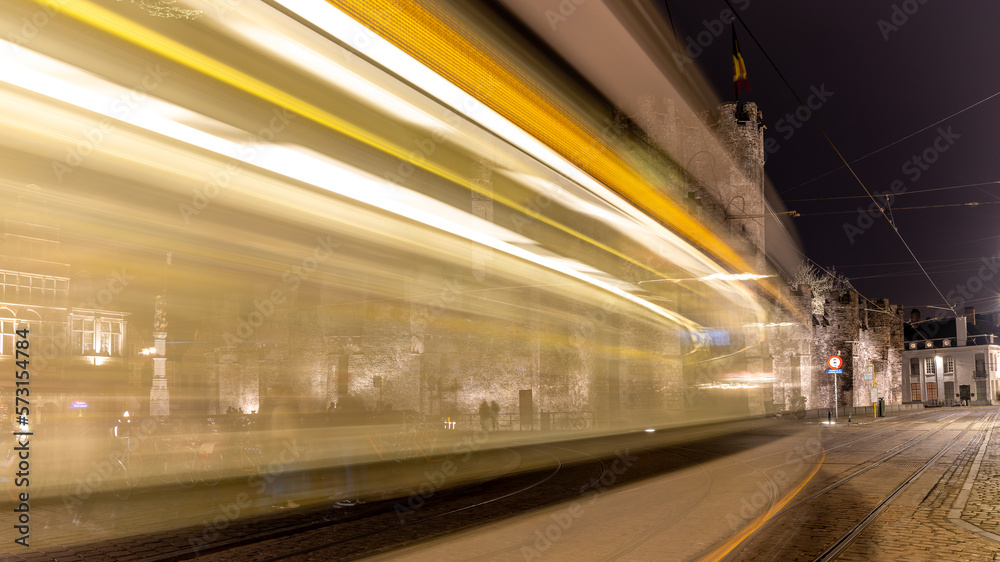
[[779, 89, 1000, 195], [784, 180, 1000, 202], [723, 0, 956, 315], [797, 199, 1000, 215]]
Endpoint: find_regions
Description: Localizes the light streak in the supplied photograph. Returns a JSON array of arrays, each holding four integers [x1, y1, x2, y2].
[[0, 35, 702, 331], [700, 450, 826, 561], [35, 0, 708, 295]]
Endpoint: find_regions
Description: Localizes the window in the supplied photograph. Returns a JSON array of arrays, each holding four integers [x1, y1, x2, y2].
[[72, 317, 95, 354], [925, 357, 936, 375], [910, 358, 920, 377], [72, 316, 124, 356], [943, 356, 954, 374], [992, 354, 998, 372], [0, 272, 67, 305], [99, 320, 123, 355], [911, 382, 922, 402], [926, 382, 938, 401], [0, 309, 14, 355], [976, 353, 986, 374]]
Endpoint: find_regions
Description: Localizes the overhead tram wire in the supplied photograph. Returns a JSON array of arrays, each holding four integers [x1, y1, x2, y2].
[[784, 180, 1000, 202], [797, 199, 1000, 215], [754, 205, 920, 323], [722, 0, 956, 316], [778, 89, 1000, 195]]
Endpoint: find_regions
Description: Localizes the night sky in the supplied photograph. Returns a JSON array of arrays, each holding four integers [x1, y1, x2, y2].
[[663, 0, 1000, 317]]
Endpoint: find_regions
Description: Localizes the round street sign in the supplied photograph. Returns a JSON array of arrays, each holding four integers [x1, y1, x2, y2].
[[828, 355, 843, 370]]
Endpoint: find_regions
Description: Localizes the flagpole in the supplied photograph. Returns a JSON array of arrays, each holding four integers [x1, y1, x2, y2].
[[732, 24, 739, 102], [732, 23, 750, 102]]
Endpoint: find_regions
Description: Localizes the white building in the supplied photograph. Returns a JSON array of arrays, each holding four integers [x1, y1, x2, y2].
[[903, 308, 1000, 406]]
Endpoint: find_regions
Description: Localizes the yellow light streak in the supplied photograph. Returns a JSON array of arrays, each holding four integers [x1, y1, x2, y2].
[[700, 449, 826, 561], [36, 0, 685, 293], [324, 0, 800, 319], [325, 2, 740, 268], [2, 22, 704, 332]]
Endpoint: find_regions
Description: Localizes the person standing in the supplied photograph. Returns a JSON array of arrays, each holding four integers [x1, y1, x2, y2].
[[489, 400, 500, 431], [479, 400, 490, 432]]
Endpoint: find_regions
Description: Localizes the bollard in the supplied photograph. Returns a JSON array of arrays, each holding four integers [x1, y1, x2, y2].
[[828, 411, 831, 424]]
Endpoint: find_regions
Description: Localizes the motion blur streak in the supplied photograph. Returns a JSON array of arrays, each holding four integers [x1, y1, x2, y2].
[[0, 0, 805, 553], [700, 450, 826, 561], [40, 0, 695, 292], [2, 8, 699, 331], [323, 0, 794, 306]]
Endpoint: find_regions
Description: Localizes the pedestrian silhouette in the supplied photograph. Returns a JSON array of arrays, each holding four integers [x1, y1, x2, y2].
[[489, 401, 500, 431], [479, 400, 490, 432]]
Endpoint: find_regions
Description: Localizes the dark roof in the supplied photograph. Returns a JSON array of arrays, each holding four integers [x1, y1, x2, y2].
[[905, 313, 1000, 345]]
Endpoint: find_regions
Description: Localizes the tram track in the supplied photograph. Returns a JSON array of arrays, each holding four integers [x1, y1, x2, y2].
[[813, 409, 997, 561], [151, 444, 611, 561], [718, 408, 996, 561], [250, 446, 597, 562], [144, 445, 565, 561]]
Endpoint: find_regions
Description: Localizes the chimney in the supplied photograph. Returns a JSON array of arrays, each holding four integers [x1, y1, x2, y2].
[[966, 306, 976, 325], [957, 315, 967, 347], [910, 309, 920, 323]]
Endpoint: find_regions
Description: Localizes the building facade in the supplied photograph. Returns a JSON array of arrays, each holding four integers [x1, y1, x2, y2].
[[903, 308, 1000, 406]]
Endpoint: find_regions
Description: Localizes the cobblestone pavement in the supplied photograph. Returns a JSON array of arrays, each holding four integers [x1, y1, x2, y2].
[[837, 409, 1000, 561], [735, 407, 1000, 561]]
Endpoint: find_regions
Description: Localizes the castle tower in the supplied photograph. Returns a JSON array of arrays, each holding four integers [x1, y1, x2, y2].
[[714, 101, 766, 272]]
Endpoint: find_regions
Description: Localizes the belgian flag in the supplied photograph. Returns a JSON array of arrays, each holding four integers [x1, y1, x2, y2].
[[732, 27, 750, 98]]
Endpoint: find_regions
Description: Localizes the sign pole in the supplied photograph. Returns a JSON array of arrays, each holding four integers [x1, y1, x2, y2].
[[827, 356, 844, 423]]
